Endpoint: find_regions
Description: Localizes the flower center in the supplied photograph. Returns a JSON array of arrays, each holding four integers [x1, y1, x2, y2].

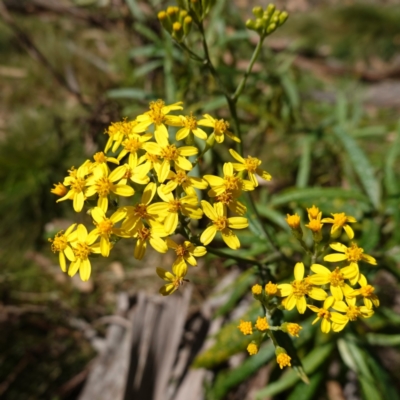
[[346, 243, 363, 262], [224, 175, 241, 191], [214, 119, 229, 134], [175, 245, 188, 258], [174, 170, 188, 184], [123, 167, 133, 180], [215, 191, 235, 205], [243, 156, 260, 172], [123, 136, 142, 153], [137, 227, 151, 241], [97, 219, 114, 236], [133, 204, 149, 219], [71, 177, 86, 193], [346, 305, 361, 321], [95, 177, 113, 197], [183, 114, 197, 130], [107, 119, 134, 138], [50, 232, 67, 252], [291, 279, 311, 298], [74, 242, 91, 260], [214, 216, 228, 231], [161, 144, 179, 161], [329, 267, 345, 287], [307, 219, 323, 232], [307, 205, 320, 219], [93, 152, 107, 164], [149, 100, 165, 125], [360, 285, 375, 297], [317, 309, 331, 319], [168, 199, 181, 213], [333, 213, 347, 227]]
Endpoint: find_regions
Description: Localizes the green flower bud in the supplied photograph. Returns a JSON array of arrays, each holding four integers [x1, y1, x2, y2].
[[172, 21, 184, 42], [158, 11, 172, 33], [252, 6, 263, 18], [179, 9, 188, 21], [190, 0, 202, 19], [279, 11, 289, 25], [183, 16, 192, 36], [267, 23, 276, 34], [246, 19, 258, 31], [266, 4, 276, 15]]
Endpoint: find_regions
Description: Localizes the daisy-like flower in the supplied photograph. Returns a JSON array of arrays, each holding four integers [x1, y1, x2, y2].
[[92, 151, 119, 170], [197, 114, 240, 143], [156, 258, 188, 296], [307, 205, 321, 220], [122, 182, 166, 232], [134, 99, 183, 143], [85, 164, 134, 213], [132, 222, 168, 260], [175, 114, 207, 141], [200, 201, 248, 250], [324, 242, 377, 285], [90, 207, 126, 257], [305, 216, 323, 232], [278, 262, 327, 314], [321, 212, 357, 239], [307, 296, 335, 333], [161, 167, 208, 196], [150, 189, 203, 235], [104, 119, 137, 153], [309, 264, 355, 301], [49, 224, 77, 272], [68, 224, 101, 281], [165, 238, 207, 266], [51, 182, 68, 197], [117, 133, 154, 169], [347, 274, 379, 309], [148, 136, 198, 183], [117, 163, 150, 186], [137, 151, 162, 176], [229, 149, 271, 187], [330, 297, 374, 332], [204, 162, 254, 198], [57, 162, 91, 212], [214, 191, 247, 216]]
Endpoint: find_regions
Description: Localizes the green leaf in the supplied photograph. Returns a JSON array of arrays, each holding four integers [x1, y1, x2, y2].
[[296, 135, 313, 189], [384, 122, 400, 196], [133, 22, 161, 43], [286, 371, 324, 400], [255, 205, 289, 230], [255, 343, 334, 399], [241, 193, 270, 242], [365, 333, 400, 346], [134, 60, 164, 79], [351, 125, 387, 138], [125, 0, 146, 21], [106, 88, 152, 100], [333, 126, 381, 209], [281, 74, 300, 109]]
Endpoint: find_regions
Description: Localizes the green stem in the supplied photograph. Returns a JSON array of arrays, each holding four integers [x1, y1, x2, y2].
[[232, 37, 265, 103]]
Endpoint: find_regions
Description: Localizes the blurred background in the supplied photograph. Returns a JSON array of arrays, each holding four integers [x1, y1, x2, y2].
[[1, 0, 400, 399]]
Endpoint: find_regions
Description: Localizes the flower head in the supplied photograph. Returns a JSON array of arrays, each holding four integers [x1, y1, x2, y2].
[[307, 205, 321, 220], [286, 213, 301, 230], [197, 114, 240, 143], [51, 182, 68, 197], [238, 320, 253, 335], [166, 238, 206, 266], [307, 296, 335, 333], [252, 284, 262, 295], [265, 282, 279, 296], [255, 316, 269, 331], [321, 212, 356, 239], [49, 224, 77, 272], [176, 114, 207, 141], [347, 274, 379, 309], [247, 343, 258, 355], [276, 352, 291, 369], [156, 259, 188, 296]]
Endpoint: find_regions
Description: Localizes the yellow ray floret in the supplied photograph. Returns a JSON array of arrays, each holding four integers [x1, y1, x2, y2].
[[197, 114, 240, 143], [49, 224, 77, 272], [166, 238, 206, 266], [321, 212, 357, 239], [307, 296, 335, 333], [156, 258, 188, 296]]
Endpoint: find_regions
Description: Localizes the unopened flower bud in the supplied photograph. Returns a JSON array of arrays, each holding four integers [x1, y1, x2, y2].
[[183, 15, 192, 36], [252, 6, 263, 18], [279, 11, 288, 25], [158, 11, 172, 33]]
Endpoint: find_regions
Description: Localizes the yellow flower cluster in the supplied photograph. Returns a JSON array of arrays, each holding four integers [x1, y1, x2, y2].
[[49, 100, 271, 294]]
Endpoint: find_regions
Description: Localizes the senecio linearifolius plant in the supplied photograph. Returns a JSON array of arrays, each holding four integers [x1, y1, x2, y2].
[[49, 2, 380, 372]]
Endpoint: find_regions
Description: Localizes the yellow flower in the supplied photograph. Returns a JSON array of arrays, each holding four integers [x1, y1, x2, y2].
[[122, 182, 164, 232], [132, 223, 168, 260], [134, 99, 183, 143], [307, 296, 335, 333], [238, 320, 253, 335], [286, 213, 301, 230], [247, 343, 258, 355], [305, 217, 323, 232], [117, 163, 150, 186], [49, 224, 77, 272], [104, 119, 137, 153], [307, 205, 321, 220], [321, 212, 357, 239], [252, 284, 262, 295], [214, 191, 247, 216], [117, 133, 154, 169], [68, 224, 101, 281], [347, 274, 379, 309], [90, 207, 126, 257], [200, 201, 248, 249], [161, 167, 208, 196], [166, 238, 207, 266], [324, 242, 377, 285], [265, 282, 278, 296], [229, 149, 271, 187], [276, 353, 291, 369], [176, 114, 208, 141], [255, 316, 269, 331], [150, 188, 203, 235], [92, 151, 119, 169], [147, 136, 198, 183], [204, 162, 254, 198], [137, 151, 162, 176], [330, 297, 374, 332], [278, 262, 327, 314], [197, 114, 240, 143], [285, 323, 302, 337], [156, 259, 188, 296], [51, 182, 68, 197], [309, 264, 355, 301], [57, 162, 91, 212]]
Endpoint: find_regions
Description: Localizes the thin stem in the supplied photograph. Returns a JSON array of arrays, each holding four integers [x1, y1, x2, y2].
[[232, 37, 265, 103], [206, 246, 262, 267]]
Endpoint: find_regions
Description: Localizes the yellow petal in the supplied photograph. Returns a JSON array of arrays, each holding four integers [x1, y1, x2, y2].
[[59, 252, 66, 272], [324, 253, 348, 262], [201, 200, 218, 220], [331, 285, 343, 301], [200, 225, 217, 245], [228, 217, 248, 229], [321, 319, 331, 333], [80, 259, 91, 281], [311, 264, 331, 275], [277, 283, 292, 297], [309, 287, 328, 301], [296, 296, 307, 314], [100, 236, 110, 257], [229, 148, 244, 163], [113, 185, 135, 197], [77, 224, 88, 242], [73, 191, 85, 212], [343, 224, 354, 239], [156, 267, 174, 282], [330, 242, 347, 253], [221, 229, 240, 250], [150, 236, 168, 253], [294, 262, 304, 281], [142, 182, 157, 205]]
